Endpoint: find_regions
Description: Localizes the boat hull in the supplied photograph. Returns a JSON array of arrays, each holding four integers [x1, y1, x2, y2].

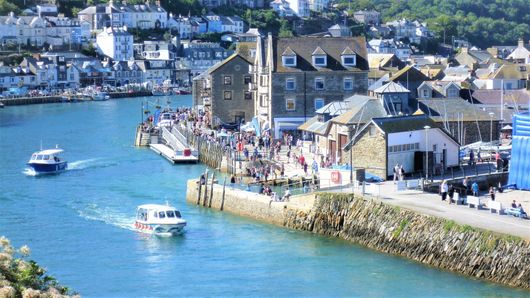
[[27, 161, 67, 174], [134, 221, 186, 236]]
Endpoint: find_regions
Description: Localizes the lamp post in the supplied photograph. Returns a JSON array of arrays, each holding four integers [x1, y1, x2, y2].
[[489, 112, 495, 143], [424, 126, 431, 181]]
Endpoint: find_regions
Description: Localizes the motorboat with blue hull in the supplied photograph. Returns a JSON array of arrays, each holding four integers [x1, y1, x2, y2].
[[27, 148, 67, 174], [135, 204, 187, 236]]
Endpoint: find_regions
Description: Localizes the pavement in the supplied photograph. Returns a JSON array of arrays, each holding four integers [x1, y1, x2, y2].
[[332, 181, 530, 240]]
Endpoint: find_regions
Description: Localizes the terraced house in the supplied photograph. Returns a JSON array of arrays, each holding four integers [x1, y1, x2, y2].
[[252, 34, 369, 139]]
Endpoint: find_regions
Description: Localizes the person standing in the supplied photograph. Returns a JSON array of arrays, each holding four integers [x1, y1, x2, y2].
[[489, 186, 495, 201], [399, 165, 405, 181], [440, 180, 448, 201], [472, 181, 479, 197], [448, 184, 455, 204], [469, 149, 475, 166], [393, 164, 399, 183]]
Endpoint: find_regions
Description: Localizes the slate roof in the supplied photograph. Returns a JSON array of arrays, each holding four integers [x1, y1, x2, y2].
[[491, 64, 529, 80], [206, 53, 252, 74], [418, 98, 499, 121], [388, 65, 428, 82], [372, 114, 439, 134], [273, 36, 368, 72], [331, 95, 388, 125], [471, 89, 530, 106], [368, 53, 396, 68], [373, 81, 410, 93]]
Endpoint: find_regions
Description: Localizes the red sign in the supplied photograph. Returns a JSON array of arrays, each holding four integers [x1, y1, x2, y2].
[[331, 171, 341, 184]]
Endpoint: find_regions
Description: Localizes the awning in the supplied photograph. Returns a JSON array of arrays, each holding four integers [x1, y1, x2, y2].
[[501, 125, 513, 130]]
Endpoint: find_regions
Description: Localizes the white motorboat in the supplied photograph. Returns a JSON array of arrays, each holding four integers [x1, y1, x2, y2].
[[27, 148, 67, 175], [134, 204, 186, 236]]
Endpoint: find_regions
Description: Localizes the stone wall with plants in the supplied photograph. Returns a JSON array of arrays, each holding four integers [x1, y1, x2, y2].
[[284, 193, 530, 290]]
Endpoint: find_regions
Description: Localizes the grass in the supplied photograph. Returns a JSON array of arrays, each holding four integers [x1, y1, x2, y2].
[[393, 219, 409, 238]]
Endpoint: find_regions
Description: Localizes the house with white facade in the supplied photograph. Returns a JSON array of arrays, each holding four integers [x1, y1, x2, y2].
[[79, 1, 167, 31], [386, 19, 431, 44], [270, 0, 296, 17], [308, 0, 329, 12], [285, 0, 310, 18], [354, 10, 381, 25], [96, 27, 133, 61]]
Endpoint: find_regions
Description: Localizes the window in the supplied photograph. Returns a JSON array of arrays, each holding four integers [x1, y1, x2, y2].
[[282, 56, 296, 67], [447, 87, 458, 98], [158, 211, 166, 218], [422, 89, 429, 98], [244, 91, 252, 100], [285, 78, 296, 90], [224, 90, 232, 100], [286, 98, 296, 111], [343, 78, 353, 91], [342, 55, 356, 66], [166, 211, 175, 218], [313, 56, 327, 67], [224, 76, 231, 85], [315, 77, 325, 90], [244, 75, 251, 84], [314, 98, 325, 110]]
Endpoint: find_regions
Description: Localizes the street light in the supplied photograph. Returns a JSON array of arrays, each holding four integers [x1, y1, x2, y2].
[[424, 125, 431, 181], [489, 112, 495, 143]]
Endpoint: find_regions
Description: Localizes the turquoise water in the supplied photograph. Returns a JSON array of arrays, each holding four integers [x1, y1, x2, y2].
[[0, 96, 527, 297]]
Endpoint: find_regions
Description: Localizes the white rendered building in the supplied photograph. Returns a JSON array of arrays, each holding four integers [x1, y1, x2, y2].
[[96, 27, 133, 61]]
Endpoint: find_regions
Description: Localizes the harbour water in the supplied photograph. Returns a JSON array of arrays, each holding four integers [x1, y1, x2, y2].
[[0, 96, 527, 297]]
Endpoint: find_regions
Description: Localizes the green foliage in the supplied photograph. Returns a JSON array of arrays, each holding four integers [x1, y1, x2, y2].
[[0, 236, 72, 296], [443, 220, 456, 232], [81, 42, 97, 57], [334, 0, 530, 47], [393, 219, 409, 238], [0, 0, 19, 15]]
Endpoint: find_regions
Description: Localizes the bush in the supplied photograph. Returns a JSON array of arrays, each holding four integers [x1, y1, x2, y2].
[[0, 236, 76, 297]]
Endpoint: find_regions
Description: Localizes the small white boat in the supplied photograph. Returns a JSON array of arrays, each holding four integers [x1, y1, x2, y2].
[[92, 91, 109, 101], [134, 204, 186, 236], [27, 148, 67, 175], [156, 112, 175, 128]]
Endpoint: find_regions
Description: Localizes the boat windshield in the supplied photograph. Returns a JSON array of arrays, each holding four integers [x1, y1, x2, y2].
[[175, 211, 181, 218], [166, 210, 175, 218], [137, 209, 148, 221], [43, 155, 50, 160], [36, 155, 43, 160]]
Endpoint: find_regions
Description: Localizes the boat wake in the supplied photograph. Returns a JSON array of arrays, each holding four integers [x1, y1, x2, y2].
[[22, 168, 37, 176], [68, 158, 118, 171], [77, 203, 136, 231]]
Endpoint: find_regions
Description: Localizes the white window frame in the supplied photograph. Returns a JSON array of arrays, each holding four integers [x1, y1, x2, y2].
[[285, 78, 296, 91], [342, 54, 356, 66], [285, 98, 296, 111], [282, 55, 296, 67], [314, 77, 325, 90], [312, 55, 327, 67], [314, 98, 325, 110], [343, 78, 353, 91]]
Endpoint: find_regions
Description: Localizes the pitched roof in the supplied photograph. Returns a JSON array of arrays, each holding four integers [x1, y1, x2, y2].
[[491, 64, 529, 80], [418, 98, 499, 121], [373, 81, 410, 93], [206, 53, 251, 74], [372, 114, 439, 134], [471, 89, 530, 107], [273, 36, 368, 72], [368, 53, 395, 68], [312, 46, 326, 55], [331, 95, 388, 125], [282, 46, 295, 56], [389, 65, 428, 82]]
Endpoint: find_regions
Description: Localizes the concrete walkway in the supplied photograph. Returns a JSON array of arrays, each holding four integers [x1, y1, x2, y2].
[[332, 181, 530, 239]]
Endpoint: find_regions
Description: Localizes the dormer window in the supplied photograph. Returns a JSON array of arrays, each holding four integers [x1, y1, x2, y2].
[[341, 47, 356, 66], [312, 47, 327, 67], [282, 47, 297, 67]]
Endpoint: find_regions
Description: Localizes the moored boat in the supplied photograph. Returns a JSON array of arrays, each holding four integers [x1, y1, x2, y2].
[[27, 148, 67, 174], [135, 204, 187, 236]]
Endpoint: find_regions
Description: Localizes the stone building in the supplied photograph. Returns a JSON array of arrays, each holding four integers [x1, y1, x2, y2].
[[343, 115, 460, 180], [252, 34, 369, 139], [193, 54, 254, 126]]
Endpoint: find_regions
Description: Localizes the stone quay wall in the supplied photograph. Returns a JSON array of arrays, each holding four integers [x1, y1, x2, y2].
[[186, 179, 530, 290]]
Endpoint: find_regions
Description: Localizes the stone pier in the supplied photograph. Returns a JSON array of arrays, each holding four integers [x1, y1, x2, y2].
[[186, 179, 530, 290]]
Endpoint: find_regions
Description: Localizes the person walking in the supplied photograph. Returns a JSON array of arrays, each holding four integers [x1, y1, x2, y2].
[[448, 184, 455, 204], [393, 164, 399, 183]]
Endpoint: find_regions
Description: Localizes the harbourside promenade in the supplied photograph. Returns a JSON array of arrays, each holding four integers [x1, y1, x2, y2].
[[333, 182, 530, 239]]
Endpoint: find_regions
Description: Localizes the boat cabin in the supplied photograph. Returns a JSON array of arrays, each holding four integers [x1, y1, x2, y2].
[[29, 149, 64, 164], [136, 204, 182, 222]]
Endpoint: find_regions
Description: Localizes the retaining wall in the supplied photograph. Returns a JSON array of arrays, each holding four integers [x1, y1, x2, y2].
[[186, 179, 530, 290]]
